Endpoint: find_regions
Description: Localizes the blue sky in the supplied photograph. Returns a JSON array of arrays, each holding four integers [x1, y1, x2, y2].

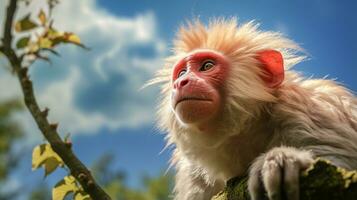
[[0, 0, 356, 199], [96, 0, 357, 85]]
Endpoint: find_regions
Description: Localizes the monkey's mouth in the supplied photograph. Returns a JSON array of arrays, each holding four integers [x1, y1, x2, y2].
[[175, 97, 212, 108]]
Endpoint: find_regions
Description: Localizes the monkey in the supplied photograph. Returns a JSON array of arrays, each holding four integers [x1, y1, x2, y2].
[[148, 18, 357, 200]]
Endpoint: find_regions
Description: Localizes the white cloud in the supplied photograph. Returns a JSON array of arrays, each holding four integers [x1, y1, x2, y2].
[[0, 68, 21, 100], [0, 0, 166, 137], [0, 1, 5, 34]]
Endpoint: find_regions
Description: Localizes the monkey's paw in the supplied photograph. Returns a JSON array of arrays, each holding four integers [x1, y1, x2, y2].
[[247, 146, 314, 200]]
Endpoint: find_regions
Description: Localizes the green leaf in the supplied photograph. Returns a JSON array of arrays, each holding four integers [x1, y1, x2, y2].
[[16, 37, 30, 49], [52, 176, 78, 200], [32, 144, 64, 176], [15, 14, 38, 32], [74, 191, 91, 200]]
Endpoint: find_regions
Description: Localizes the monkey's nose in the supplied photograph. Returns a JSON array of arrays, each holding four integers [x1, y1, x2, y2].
[[174, 78, 189, 89], [180, 79, 189, 87]]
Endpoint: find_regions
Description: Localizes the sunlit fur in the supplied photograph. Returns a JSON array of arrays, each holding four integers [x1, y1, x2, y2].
[[149, 18, 357, 199]]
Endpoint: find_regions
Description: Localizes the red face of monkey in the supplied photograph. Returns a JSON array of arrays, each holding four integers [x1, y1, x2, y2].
[[171, 49, 285, 127], [171, 50, 230, 125]]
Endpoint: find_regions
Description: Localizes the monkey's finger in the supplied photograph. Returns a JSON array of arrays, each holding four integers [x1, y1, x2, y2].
[[248, 170, 264, 200], [248, 156, 266, 200], [283, 158, 300, 200], [262, 159, 282, 200]]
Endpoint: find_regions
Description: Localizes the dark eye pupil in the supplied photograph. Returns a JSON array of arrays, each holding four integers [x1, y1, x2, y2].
[[201, 61, 214, 71], [178, 69, 186, 78]]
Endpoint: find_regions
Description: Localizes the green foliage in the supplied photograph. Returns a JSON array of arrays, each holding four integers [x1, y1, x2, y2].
[[0, 100, 24, 200], [143, 174, 173, 200]]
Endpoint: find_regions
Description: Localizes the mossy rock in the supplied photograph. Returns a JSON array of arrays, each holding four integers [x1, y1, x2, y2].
[[212, 159, 357, 200]]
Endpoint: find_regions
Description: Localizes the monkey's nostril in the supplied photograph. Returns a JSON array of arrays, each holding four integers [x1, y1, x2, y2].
[[180, 79, 189, 88]]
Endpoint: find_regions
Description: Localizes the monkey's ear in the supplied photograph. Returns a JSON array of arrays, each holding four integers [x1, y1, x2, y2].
[[257, 50, 284, 88]]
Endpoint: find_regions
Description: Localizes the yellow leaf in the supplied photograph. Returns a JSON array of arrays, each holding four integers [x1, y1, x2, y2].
[[45, 31, 88, 49], [38, 9, 46, 25], [15, 23, 22, 32], [47, 28, 61, 39], [38, 37, 53, 49], [64, 175, 77, 184], [67, 34, 81, 44], [52, 176, 78, 200], [65, 33, 88, 49], [74, 191, 91, 200], [32, 144, 64, 176]]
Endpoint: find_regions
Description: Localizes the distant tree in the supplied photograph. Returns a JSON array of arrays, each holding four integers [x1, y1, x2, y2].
[[92, 153, 174, 200], [29, 184, 51, 200], [0, 100, 22, 181], [0, 100, 23, 200]]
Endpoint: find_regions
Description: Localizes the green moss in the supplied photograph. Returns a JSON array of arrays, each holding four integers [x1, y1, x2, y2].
[[212, 159, 357, 200], [212, 176, 253, 200]]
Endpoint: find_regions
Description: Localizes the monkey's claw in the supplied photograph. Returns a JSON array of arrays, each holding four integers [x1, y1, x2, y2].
[[248, 147, 314, 200]]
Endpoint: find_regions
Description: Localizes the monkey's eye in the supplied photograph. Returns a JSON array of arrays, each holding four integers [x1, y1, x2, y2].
[[200, 60, 215, 71], [178, 69, 187, 78]]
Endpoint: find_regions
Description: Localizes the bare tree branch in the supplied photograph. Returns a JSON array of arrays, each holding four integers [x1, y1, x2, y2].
[[0, 1, 111, 199]]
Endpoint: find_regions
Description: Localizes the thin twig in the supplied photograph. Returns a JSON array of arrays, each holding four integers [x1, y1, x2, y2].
[[0, 1, 111, 199], [2, 0, 17, 50]]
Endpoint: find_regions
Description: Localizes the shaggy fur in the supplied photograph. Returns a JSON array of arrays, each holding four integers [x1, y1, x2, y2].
[[150, 18, 357, 199]]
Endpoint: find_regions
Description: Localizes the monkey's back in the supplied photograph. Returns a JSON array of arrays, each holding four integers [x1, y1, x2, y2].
[[271, 71, 357, 169]]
